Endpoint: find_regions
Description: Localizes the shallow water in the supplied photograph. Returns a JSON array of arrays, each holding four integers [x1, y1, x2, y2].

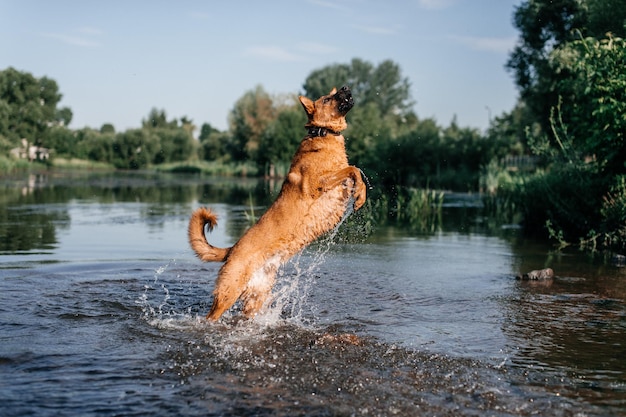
[[1, 171, 625, 416]]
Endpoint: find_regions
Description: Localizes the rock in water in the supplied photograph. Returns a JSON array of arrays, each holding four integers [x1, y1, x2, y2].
[[516, 268, 554, 280]]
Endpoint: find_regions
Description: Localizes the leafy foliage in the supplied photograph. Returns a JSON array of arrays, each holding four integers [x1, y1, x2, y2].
[[77, 129, 115, 163], [509, 34, 626, 250], [199, 123, 228, 162], [503, 0, 626, 251], [2, 61, 515, 193], [303, 58, 414, 118], [549, 35, 626, 175], [257, 103, 306, 176], [228, 85, 276, 161], [0, 67, 66, 149], [112, 129, 159, 170], [506, 0, 626, 134], [142, 108, 178, 129]]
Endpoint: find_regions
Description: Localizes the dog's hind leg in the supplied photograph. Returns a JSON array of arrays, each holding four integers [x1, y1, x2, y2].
[[241, 277, 275, 318], [206, 253, 279, 321], [206, 269, 276, 320], [207, 285, 243, 321], [240, 260, 279, 318], [206, 261, 251, 321]]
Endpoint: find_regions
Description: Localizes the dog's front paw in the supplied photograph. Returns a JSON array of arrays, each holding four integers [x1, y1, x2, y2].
[[352, 180, 367, 211], [353, 191, 366, 211]]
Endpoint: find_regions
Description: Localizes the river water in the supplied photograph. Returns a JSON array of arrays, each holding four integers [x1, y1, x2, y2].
[[0, 171, 624, 416]]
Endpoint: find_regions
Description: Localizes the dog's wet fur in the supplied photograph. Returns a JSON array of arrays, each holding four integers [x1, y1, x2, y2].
[[188, 86, 366, 321]]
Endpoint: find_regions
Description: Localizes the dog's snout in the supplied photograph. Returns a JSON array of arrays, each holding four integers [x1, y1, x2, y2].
[[335, 86, 354, 114], [335, 86, 352, 99]]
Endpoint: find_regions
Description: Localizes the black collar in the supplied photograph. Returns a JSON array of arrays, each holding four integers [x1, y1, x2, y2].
[[307, 126, 340, 137]]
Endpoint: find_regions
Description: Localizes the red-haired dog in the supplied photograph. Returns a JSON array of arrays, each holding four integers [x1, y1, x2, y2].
[[188, 86, 366, 320]]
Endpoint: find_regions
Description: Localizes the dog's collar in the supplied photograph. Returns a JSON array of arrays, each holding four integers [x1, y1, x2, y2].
[[307, 126, 341, 137]]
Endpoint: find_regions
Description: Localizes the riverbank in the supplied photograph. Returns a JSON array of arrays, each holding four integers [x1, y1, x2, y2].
[[0, 157, 259, 178], [0, 156, 115, 176]]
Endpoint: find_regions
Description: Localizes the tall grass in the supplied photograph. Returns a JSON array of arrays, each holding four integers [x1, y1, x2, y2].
[[0, 155, 32, 175], [337, 186, 445, 241], [396, 187, 444, 233]]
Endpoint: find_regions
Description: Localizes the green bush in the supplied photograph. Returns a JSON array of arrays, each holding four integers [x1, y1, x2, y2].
[[512, 34, 626, 252], [550, 35, 626, 176], [111, 129, 160, 170], [519, 163, 604, 239], [0, 154, 30, 174]]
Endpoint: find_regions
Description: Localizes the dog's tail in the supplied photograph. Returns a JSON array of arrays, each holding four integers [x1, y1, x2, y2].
[[188, 207, 231, 262]]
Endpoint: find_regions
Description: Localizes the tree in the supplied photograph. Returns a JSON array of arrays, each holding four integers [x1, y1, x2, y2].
[[44, 126, 77, 158], [377, 118, 440, 187], [0, 99, 10, 145], [199, 122, 219, 142], [112, 129, 159, 169], [301, 62, 352, 102], [586, 0, 626, 38], [139, 109, 196, 164], [0, 67, 64, 152], [228, 85, 276, 161], [152, 128, 195, 164], [199, 122, 226, 161], [484, 101, 536, 158], [201, 130, 229, 162], [506, 0, 626, 133], [257, 103, 306, 176], [367, 60, 414, 117], [439, 119, 489, 190], [55, 107, 73, 127], [100, 123, 115, 134], [142, 108, 177, 129], [77, 129, 114, 163], [180, 116, 196, 140], [302, 58, 413, 119], [343, 101, 390, 170]]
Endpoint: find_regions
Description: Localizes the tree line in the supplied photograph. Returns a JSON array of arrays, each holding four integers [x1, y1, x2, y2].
[[0, 59, 518, 187], [1, 0, 625, 252]]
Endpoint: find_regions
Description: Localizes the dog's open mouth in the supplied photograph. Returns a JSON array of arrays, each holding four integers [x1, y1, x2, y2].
[[335, 86, 354, 115]]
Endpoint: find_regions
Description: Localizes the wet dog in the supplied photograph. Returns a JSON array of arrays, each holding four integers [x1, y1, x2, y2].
[[188, 86, 366, 320]]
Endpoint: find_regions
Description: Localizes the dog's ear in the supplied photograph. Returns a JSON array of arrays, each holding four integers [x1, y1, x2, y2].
[[299, 96, 315, 117], [328, 87, 337, 95]]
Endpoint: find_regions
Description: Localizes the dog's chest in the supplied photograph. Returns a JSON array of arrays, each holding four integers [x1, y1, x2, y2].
[[298, 137, 347, 169]]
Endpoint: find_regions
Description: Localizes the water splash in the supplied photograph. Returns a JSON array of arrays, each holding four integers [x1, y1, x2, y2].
[[136, 258, 197, 324], [256, 196, 357, 327], [140, 197, 357, 333]]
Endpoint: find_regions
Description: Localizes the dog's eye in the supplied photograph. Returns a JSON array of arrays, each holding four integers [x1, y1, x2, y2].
[[323, 97, 331, 103]]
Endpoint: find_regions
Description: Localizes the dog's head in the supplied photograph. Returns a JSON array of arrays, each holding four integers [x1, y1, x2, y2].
[[299, 86, 354, 134]]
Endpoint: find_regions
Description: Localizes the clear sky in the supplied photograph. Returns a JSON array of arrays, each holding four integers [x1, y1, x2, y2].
[[1, 0, 522, 133]]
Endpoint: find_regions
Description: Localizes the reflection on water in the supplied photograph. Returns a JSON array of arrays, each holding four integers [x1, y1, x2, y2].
[[0, 172, 270, 256], [0, 171, 624, 416]]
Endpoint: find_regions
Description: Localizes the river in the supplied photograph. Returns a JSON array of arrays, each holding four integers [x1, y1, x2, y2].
[[0, 171, 624, 416]]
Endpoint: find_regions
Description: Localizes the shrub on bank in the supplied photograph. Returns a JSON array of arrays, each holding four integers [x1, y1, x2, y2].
[[0, 155, 32, 174]]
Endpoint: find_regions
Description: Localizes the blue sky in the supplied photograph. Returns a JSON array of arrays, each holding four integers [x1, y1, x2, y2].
[[1, 0, 522, 133]]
